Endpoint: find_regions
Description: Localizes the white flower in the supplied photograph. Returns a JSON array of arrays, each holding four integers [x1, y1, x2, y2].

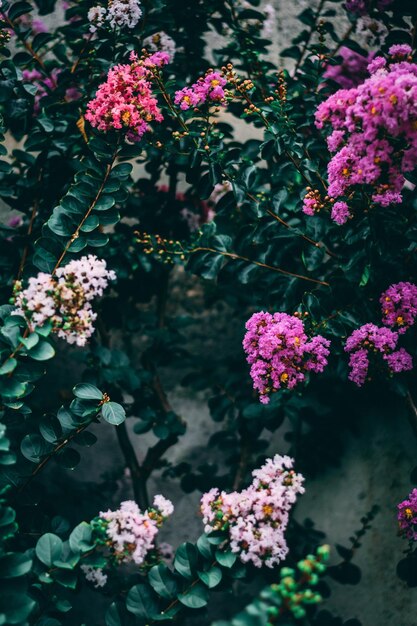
[[153, 494, 174, 517], [107, 0, 142, 30], [81, 565, 108, 588], [143, 31, 176, 60], [87, 6, 107, 32]]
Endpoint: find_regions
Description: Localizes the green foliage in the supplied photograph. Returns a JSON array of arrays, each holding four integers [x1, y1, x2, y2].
[[0, 0, 414, 623]]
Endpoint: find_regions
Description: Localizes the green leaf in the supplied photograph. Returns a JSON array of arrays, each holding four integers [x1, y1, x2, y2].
[[0, 358, 17, 375], [69, 522, 94, 554], [28, 340, 55, 361], [197, 534, 213, 560], [21, 433, 51, 462], [178, 583, 209, 609], [197, 565, 222, 588], [215, 549, 237, 568], [0, 552, 32, 578], [174, 543, 198, 580], [126, 584, 158, 619], [148, 564, 178, 600], [36, 534, 63, 566], [101, 402, 126, 425], [94, 195, 116, 211], [73, 383, 103, 401]]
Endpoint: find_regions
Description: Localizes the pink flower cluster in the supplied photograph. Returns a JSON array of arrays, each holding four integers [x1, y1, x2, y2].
[[174, 70, 227, 110], [380, 282, 417, 334], [344, 323, 412, 386], [315, 44, 417, 218], [85, 51, 168, 142], [344, 0, 392, 15], [22, 68, 81, 113], [243, 312, 330, 404], [201, 455, 304, 568], [99, 496, 173, 565], [13, 255, 115, 346], [397, 489, 417, 541], [324, 47, 373, 90]]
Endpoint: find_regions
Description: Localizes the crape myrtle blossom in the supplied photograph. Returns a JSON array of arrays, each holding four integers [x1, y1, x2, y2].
[[201, 455, 304, 568], [174, 69, 227, 110], [88, 0, 142, 32], [314, 44, 417, 219], [13, 255, 115, 346], [380, 282, 417, 333], [243, 312, 330, 404], [344, 0, 393, 15], [397, 488, 417, 541], [85, 51, 167, 141], [22, 68, 81, 113], [344, 323, 412, 386], [94, 496, 173, 566], [81, 565, 108, 588], [324, 47, 373, 90], [143, 31, 176, 60]]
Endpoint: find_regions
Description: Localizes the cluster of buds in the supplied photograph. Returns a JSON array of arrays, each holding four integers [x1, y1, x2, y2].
[[275, 70, 287, 102], [135, 231, 187, 264], [264, 545, 330, 621], [171, 129, 189, 141], [302, 187, 333, 217]]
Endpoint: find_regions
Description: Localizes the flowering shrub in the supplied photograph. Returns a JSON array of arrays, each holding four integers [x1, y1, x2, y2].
[[0, 0, 416, 623]]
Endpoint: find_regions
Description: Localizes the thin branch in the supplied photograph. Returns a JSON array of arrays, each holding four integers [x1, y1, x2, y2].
[[16, 420, 94, 494], [52, 142, 120, 274], [406, 390, 417, 440], [293, 0, 326, 74], [116, 421, 149, 509], [191, 246, 330, 287]]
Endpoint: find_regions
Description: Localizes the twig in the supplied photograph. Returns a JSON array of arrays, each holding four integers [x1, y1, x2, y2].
[[406, 390, 417, 440], [116, 421, 149, 509], [52, 142, 120, 274], [293, 0, 326, 74], [191, 246, 330, 287]]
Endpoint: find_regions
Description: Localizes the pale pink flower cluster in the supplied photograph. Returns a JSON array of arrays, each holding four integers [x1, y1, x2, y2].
[[344, 323, 412, 386], [380, 282, 417, 334], [243, 312, 330, 404], [85, 51, 166, 141], [143, 31, 176, 60], [99, 496, 173, 566], [88, 0, 142, 32], [201, 455, 304, 568], [13, 255, 115, 346], [174, 70, 227, 110], [81, 565, 108, 588]]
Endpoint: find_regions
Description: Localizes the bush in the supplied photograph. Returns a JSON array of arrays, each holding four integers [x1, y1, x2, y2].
[[0, 0, 416, 623]]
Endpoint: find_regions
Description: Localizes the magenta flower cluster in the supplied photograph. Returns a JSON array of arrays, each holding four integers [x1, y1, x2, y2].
[[85, 51, 169, 142], [243, 312, 330, 404], [397, 489, 417, 541], [201, 455, 304, 568], [344, 0, 393, 15], [344, 323, 412, 386], [99, 496, 174, 566], [315, 44, 417, 221], [346, 281, 417, 386], [174, 70, 227, 110], [380, 281, 417, 334], [324, 46, 374, 90]]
